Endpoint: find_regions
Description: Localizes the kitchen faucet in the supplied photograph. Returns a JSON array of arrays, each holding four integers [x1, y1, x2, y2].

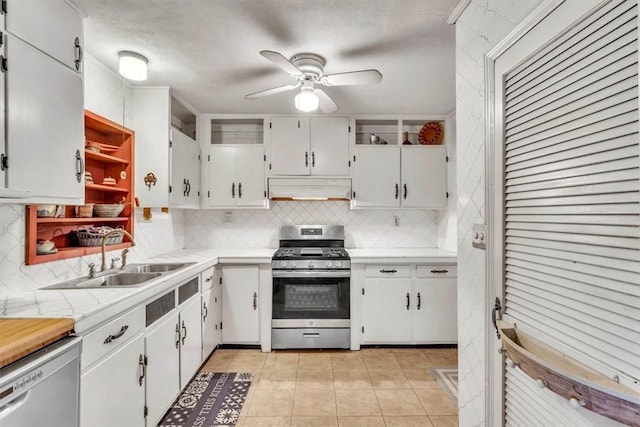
[[101, 229, 136, 272]]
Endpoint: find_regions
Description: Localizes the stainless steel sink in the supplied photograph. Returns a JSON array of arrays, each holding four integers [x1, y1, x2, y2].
[[43, 272, 161, 290], [123, 262, 194, 273]]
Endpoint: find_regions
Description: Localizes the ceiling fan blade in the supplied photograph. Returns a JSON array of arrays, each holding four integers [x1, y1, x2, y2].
[[260, 50, 303, 77], [245, 82, 300, 99], [320, 69, 382, 86], [314, 88, 339, 113]]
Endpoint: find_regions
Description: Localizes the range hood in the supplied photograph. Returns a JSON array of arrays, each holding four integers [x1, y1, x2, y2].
[[268, 178, 351, 201]]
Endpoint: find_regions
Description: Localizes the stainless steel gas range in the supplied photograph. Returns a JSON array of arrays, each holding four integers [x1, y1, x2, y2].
[[271, 225, 351, 349]]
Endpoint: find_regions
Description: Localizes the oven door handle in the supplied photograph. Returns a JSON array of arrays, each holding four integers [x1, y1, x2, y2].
[[272, 270, 351, 278]]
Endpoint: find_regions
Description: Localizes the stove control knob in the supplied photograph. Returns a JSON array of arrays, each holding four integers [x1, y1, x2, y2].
[[280, 261, 287, 268], [289, 261, 297, 268], [335, 261, 342, 268], [308, 261, 314, 269], [326, 260, 333, 268]]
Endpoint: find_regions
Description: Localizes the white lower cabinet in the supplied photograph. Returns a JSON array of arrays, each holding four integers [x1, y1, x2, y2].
[[221, 265, 260, 344], [360, 264, 457, 344], [80, 307, 146, 427], [179, 296, 203, 388], [145, 311, 180, 426], [202, 268, 221, 360]]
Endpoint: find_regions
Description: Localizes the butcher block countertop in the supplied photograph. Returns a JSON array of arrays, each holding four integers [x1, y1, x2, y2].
[[0, 318, 75, 368]]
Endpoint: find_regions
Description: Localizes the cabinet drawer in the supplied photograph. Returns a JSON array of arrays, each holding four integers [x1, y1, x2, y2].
[[201, 267, 216, 291], [81, 306, 145, 370], [365, 265, 411, 278], [416, 265, 457, 278]]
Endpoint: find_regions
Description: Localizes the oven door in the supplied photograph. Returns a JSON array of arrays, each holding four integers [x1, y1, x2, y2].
[[272, 270, 350, 323]]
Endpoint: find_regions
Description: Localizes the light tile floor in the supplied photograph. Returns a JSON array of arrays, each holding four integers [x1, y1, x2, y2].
[[200, 347, 458, 427]]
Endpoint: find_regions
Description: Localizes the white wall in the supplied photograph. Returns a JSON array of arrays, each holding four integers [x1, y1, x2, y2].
[[454, 1, 541, 426], [0, 55, 185, 293]]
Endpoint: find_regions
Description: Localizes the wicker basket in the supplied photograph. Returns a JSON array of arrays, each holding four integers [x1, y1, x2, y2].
[[76, 226, 124, 247], [93, 204, 125, 218]]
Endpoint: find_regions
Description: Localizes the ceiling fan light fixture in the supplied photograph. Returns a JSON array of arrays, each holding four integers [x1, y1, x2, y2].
[[294, 87, 319, 112], [118, 51, 148, 81]]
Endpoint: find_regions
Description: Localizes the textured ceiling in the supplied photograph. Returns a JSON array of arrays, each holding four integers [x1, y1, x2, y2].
[[75, 0, 457, 115]]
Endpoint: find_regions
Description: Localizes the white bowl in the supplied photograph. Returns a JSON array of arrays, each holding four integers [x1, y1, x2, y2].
[[36, 204, 57, 217], [93, 204, 125, 218], [36, 240, 55, 252]]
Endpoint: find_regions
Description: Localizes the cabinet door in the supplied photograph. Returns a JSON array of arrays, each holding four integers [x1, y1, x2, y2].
[[133, 87, 171, 207], [180, 296, 203, 389], [208, 145, 237, 206], [170, 128, 200, 208], [413, 278, 458, 343], [6, 0, 82, 71], [269, 116, 310, 175], [352, 146, 400, 208], [145, 313, 180, 426], [401, 146, 447, 208], [309, 117, 350, 176], [221, 265, 260, 344], [6, 35, 84, 202], [202, 288, 221, 361], [361, 279, 412, 343], [81, 334, 145, 427], [236, 145, 266, 207]]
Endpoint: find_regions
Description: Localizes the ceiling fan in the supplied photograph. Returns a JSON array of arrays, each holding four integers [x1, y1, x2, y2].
[[244, 50, 383, 113]]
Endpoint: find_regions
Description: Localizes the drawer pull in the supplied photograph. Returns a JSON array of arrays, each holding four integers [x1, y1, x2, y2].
[[430, 269, 449, 274], [103, 325, 128, 344], [406, 292, 410, 310], [380, 269, 398, 274], [303, 333, 320, 338]]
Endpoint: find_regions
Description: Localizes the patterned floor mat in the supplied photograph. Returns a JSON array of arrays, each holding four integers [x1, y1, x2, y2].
[[158, 372, 253, 427], [428, 367, 458, 406]]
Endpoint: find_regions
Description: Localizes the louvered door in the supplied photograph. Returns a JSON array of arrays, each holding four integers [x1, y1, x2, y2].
[[492, 0, 639, 425]]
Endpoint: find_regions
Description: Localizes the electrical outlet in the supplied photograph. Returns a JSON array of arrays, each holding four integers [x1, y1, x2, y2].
[[224, 211, 232, 224], [472, 224, 487, 249]]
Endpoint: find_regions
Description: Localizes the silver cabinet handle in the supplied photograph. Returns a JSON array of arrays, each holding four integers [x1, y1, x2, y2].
[[406, 293, 410, 310], [181, 320, 187, 345], [430, 269, 449, 274], [253, 292, 257, 310], [203, 302, 208, 322], [138, 354, 145, 387], [175, 323, 180, 348], [417, 292, 421, 310], [75, 149, 84, 183], [103, 325, 128, 344], [380, 269, 397, 274], [186, 179, 191, 196]]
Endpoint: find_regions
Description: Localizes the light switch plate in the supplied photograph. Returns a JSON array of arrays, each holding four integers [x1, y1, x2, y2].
[[472, 223, 487, 249]]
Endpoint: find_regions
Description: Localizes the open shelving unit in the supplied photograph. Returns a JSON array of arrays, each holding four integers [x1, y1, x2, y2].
[[25, 110, 135, 265]]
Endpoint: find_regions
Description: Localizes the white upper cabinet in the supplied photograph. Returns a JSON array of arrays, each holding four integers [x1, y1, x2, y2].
[[1, 0, 84, 203], [351, 118, 448, 209], [169, 128, 200, 208], [401, 146, 447, 208], [207, 145, 266, 208], [5, 0, 83, 72], [267, 116, 350, 176], [133, 87, 199, 208], [352, 146, 400, 207]]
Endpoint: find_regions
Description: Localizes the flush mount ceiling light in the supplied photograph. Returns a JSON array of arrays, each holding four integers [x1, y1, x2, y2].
[[294, 85, 319, 112], [118, 51, 148, 81]]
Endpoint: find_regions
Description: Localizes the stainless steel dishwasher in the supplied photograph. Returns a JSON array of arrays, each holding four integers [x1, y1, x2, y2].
[[0, 336, 81, 427]]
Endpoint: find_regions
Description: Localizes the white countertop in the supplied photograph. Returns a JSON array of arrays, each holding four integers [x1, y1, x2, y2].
[[0, 247, 455, 333], [347, 248, 457, 264]]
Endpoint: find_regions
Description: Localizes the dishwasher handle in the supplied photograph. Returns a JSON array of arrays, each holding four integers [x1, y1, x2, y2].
[[0, 391, 31, 419]]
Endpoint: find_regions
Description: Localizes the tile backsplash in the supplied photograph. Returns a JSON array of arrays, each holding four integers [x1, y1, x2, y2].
[[184, 201, 441, 249]]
